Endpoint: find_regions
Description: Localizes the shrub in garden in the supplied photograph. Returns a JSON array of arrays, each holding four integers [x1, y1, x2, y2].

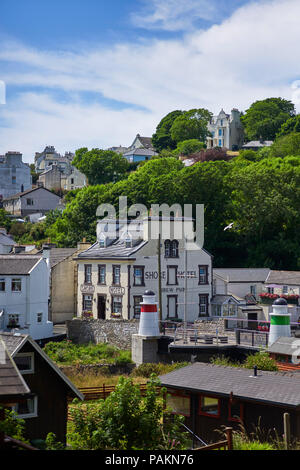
[[68, 375, 189, 450]]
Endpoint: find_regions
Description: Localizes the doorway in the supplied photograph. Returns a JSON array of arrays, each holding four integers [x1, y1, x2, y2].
[[97, 295, 106, 320]]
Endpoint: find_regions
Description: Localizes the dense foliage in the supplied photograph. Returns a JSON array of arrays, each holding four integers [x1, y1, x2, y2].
[[43, 340, 132, 365], [72, 147, 129, 185], [68, 375, 189, 450], [241, 98, 295, 141], [211, 352, 278, 371]]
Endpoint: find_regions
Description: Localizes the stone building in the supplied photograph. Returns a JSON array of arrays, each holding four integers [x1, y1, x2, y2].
[[207, 108, 244, 150], [75, 217, 213, 322], [0, 152, 32, 200]]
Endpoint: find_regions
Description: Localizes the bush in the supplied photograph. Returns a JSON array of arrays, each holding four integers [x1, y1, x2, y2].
[[43, 340, 132, 365], [244, 352, 278, 371], [131, 362, 189, 378]]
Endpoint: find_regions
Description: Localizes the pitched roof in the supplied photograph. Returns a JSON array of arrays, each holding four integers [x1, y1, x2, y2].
[[214, 268, 270, 283], [242, 141, 273, 148], [0, 337, 30, 400], [266, 270, 300, 286], [77, 239, 147, 260], [48, 248, 78, 268], [123, 148, 157, 157], [136, 135, 153, 148], [159, 362, 300, 407], [267, 337, 298, 356], [0, 255, 42, 275], [0, 333, 84, 400], [0, 233, 16, 247], [2, 186, 60, 201]]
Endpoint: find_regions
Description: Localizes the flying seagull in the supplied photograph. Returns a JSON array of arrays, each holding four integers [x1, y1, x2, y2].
[[224, 222, 234, 231]]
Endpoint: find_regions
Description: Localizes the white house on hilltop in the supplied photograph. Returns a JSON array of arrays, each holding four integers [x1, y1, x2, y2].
[[207, 108, 244, 150]]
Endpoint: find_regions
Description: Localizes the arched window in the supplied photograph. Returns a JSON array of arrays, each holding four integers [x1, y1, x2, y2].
[[171, 240, 179, 258], [165, 240, 178, 258], [164, 240, 171, 258]]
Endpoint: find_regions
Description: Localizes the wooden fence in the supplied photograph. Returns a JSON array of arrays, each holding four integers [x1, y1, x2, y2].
[[195, 428, 233, 451]]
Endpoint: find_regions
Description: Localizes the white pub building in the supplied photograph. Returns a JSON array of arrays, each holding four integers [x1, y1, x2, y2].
[[76, 217, 213, 321]]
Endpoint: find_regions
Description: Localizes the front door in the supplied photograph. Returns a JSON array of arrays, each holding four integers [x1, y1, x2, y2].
[[167, 295, 178, 319], [247, 312, 257, 330], [97, 295, 106, 319]]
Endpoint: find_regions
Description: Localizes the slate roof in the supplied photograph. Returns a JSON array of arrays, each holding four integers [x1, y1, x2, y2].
[[0, 255, 42, 275], [77, 239, 147, 260], [48, 248, 78, 268], [0, 332, 27, 355], [242, 141, 273, 148], [2, 186, 60, 201], [0, 232, 15, 247], [266, 270, 300, 286], [123, 148, 157, 157], [0, 338, 30, 400], [214, 268, 270, 283], [268, 337, 298, 356], [136, 135, 153, 148], [159, 362, 300, 407]]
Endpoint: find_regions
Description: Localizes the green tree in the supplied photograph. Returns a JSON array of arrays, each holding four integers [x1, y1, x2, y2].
[[174, 139, 205, 156], [0, 208, 12, 231], [30, 164, 39, 185], [152, 110, 184, 152], [241, 97, 295, 141], [72, 148, 129, 185], [68, 376, 188, 450], [0, 407, 27, 441], [170, 108, 213, 143], [270, 132, 300, 157], [277, 114, 300, 138]]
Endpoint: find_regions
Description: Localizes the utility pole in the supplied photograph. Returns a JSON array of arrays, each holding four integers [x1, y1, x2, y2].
[[157, 234, 163, 332], [183, 239, 188, 344]]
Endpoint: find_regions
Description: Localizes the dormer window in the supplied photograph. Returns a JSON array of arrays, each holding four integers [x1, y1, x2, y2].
[[99, 234, 106, 248], [122, 232, 132, 248]]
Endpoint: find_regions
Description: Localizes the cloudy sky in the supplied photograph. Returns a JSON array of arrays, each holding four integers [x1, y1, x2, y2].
[[0, 0, 299, 162]]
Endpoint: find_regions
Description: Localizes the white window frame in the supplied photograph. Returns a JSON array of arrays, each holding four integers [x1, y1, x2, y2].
[[13, 395, 38, 419], [11, 278, 22, 292], [14, 352, 35, 374]]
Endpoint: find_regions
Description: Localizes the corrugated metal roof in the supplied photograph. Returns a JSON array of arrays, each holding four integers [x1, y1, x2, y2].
[[159, 362, 300, 407]]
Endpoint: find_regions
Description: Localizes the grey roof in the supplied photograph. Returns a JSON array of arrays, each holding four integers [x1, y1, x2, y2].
[[0, 255, 41, 275], [159, 362, 300, 408], [211, 294, 244, 304], [242, 141, 273, 148], [136, 135, 153, 148], [2, 186, 60, 202], [0, 333, 84, 400], [0, 337, 30, 399], [214, 268, 270, 283], [0, 333, 27, 355], [123, 148, 157, 157], [77, 239, 147, 260], [0, 233, 15, 246], [266, 270, 300, 286], [267, 337, 298, 356], [48, 248, 78, 268]]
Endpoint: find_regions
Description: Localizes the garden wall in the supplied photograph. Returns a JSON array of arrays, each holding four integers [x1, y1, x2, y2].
[[66, 318, 139, 350]]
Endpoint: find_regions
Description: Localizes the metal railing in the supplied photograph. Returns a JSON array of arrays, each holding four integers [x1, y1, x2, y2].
[[236, 329, 269, 348]]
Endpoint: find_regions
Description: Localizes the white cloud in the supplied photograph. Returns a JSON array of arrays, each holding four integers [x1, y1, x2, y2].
[[0, 0, 300, 162], [131, 0, 219, 31]]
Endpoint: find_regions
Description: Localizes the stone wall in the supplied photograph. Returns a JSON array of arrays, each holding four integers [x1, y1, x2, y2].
[[66, 319, 139, 350], [194, 318, 235, 338]]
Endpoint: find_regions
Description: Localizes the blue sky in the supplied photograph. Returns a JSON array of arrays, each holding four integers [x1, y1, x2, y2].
[[0, 0, 300, 161]]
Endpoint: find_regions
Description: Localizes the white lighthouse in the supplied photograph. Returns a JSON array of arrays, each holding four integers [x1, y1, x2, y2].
[[268, 298, 291, 347], [138, 290, 160, 337]]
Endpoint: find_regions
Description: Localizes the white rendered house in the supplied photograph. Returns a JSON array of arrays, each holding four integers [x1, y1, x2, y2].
[[76, 217, 213, 322], [207, 108, 244, 150], [0, 254, 53, 340]]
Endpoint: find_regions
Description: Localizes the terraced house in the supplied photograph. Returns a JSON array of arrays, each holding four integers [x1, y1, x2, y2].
[[76, 217, 213, 322]]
